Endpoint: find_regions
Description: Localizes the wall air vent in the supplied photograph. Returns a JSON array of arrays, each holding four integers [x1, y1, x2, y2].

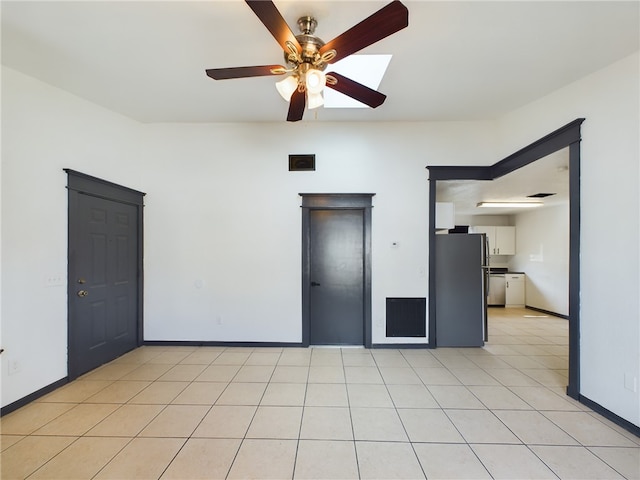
[[386, 297, 426, 337], [289, 154, 315, 171], [527, 193, 556, 198]]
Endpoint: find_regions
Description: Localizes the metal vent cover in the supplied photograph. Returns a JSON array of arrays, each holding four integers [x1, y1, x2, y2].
[[289, 154, 315, 171], [527, 192, 556, 198]]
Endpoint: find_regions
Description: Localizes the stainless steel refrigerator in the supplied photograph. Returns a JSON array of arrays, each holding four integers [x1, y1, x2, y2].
[[435, 233, 488, 347]]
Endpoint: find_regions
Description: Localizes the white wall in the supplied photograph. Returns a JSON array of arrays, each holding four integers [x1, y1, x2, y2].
[[510, 205, 569, 316], [1, 65, 497, 406], [138, 121, 496, 344], [1, 67, 146, 407], [466, 214, 514, 227], [496, 52, 640, 427], [4, 50, 638, 429]]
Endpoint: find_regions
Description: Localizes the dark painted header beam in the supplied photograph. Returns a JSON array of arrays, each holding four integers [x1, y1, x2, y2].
[[426, 118, 585, 181]]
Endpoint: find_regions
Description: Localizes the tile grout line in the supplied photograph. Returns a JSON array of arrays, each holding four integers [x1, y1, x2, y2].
[[395, 349, 433, 480], [224, 347, 281, 480], [340, 347, 363, 480], [4, 311, 638, 480]]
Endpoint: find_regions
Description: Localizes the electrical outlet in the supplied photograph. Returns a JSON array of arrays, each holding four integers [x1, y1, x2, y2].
[[216, 316, 223, 325]]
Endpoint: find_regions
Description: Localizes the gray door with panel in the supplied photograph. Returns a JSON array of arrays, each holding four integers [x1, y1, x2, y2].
[[67, 170, 144, 379]]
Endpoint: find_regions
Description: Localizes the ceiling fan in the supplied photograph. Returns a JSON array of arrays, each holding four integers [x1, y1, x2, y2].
[[205, 0, 409, 122]]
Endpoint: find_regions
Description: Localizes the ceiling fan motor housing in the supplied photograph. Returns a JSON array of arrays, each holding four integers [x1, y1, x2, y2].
[[297, 16, 317, 35], [282, 16, 328, 71]]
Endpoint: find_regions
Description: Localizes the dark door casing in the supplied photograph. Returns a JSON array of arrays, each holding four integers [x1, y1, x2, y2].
[[66, 170, 144, 379], [301, 194, 373, 347], [426, 118, 583, 399]]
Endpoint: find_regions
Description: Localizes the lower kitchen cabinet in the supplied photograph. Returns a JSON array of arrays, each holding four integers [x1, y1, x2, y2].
[[505, 273, 525, 307]]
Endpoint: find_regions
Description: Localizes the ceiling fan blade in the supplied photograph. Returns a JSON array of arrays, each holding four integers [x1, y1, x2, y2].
[[326, 72, 386, 108], [319, 1, 408, 63], [206, 65, 286, 80], [287, 89, 306, 122], [245, 0, 302, 54]]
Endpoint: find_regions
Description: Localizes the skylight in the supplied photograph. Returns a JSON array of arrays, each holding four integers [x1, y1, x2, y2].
[[324, 54, 392, 108]]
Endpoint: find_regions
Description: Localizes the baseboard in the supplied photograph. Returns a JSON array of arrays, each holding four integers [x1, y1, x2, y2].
[[579, 394, 640, 438], [145, 340, 436, 349], [525, 305, 569, 319], [143, 340, 304, 348], [372, 343, 434, 349], [1, 377, 68, 417]]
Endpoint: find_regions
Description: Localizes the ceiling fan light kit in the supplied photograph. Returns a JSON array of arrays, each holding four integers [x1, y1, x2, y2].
[[305, 69, 326, 95], [306, 90, 325, 110], [276, 76, 299, 101], [205, 0, 409, 122]]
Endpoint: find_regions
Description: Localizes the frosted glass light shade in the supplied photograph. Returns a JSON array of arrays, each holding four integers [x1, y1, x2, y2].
[[307, 91, 324, 109], [306, 69, 326, 94], [276, 76, 298, 101]]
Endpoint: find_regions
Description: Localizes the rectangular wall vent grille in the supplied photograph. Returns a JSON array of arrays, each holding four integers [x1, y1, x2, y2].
[[386, 297, 426, 337], [289, 154, 315, 171]]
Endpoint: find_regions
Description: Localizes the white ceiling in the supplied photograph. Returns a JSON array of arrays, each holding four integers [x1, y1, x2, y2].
[[436, 148, 570, 217], [2, 1, 638, 124]]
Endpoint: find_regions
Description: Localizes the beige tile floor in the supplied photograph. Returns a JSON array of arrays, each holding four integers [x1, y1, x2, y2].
[[2, 307, 639, 479]]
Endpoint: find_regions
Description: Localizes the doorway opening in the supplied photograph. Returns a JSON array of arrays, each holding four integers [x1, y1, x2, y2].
[[427, 118, 583, 399]]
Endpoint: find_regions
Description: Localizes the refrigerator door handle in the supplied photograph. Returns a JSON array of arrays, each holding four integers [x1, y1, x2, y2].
[[485, 236, 491, 270], [486, 269, 490, 296], [483, 234, 491, 296]]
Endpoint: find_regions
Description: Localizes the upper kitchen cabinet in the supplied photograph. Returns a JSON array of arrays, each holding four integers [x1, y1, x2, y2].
[[469, 226, 516, 255], [495, 226, 516, 255], [435, 202, 455, 230]]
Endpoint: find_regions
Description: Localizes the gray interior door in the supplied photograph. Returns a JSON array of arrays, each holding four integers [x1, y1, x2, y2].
[[309, 209, 365, 345], [67, 171, 143, 379]]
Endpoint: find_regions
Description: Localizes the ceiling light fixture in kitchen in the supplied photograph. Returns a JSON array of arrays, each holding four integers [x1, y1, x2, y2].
[[477, 202, 543, 208]]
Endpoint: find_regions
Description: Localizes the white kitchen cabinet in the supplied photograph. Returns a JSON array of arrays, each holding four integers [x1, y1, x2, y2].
[[495, 226, 516, 255], [469, 226, 516, 255], [435, 202, 455, 230], [505, 273, 525, 307]]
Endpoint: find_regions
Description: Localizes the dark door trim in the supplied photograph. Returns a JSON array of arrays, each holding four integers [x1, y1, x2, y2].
[[65, 169, 145, 379], [426, 118, 584, 400], [300, 194, 374, 348]]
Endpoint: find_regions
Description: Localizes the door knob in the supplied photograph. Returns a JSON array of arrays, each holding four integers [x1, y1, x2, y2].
[[77, 290, 89, 297], [311, 281, 321, 287]]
